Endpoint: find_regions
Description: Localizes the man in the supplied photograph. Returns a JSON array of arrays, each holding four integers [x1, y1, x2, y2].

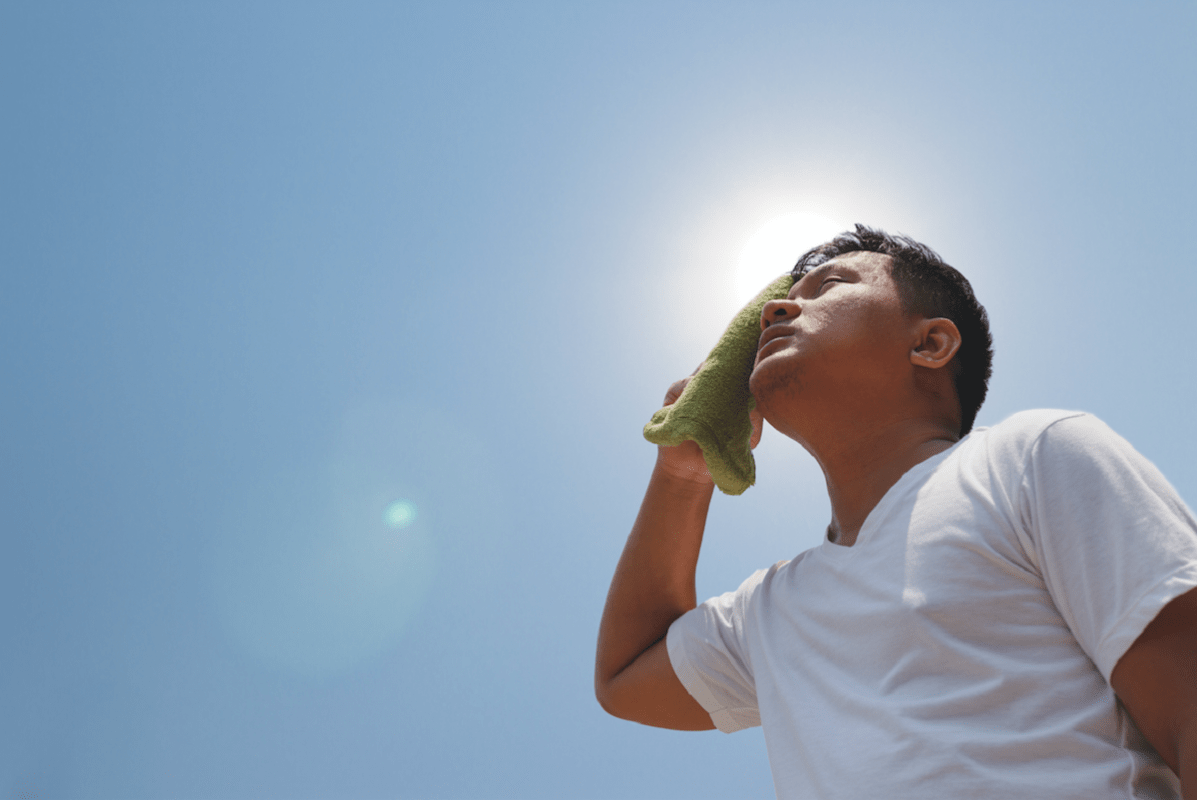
[[595, 225, 1197, 798]]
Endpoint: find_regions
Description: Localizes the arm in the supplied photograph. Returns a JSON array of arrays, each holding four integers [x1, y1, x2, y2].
[[593, 447, 715, 730], [594, 375, 761, 730], [1110, 585, 1197, 798], [1017, 413, 1197, 791]]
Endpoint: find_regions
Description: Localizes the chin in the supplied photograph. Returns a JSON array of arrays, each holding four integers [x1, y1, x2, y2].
[[752, 360, 811, 437], [750, 357, 798, 401]]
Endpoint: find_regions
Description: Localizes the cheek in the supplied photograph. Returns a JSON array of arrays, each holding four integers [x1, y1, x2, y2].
[[814, 303, 908, 360], [809, 307, 876, 346]]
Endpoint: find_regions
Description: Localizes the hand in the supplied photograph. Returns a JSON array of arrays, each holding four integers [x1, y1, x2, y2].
[[654, 366, 764, 485]]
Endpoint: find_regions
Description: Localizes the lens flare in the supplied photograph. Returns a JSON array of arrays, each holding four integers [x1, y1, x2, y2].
[[211, 396, 506, 678], [384, 500, 417, 529]]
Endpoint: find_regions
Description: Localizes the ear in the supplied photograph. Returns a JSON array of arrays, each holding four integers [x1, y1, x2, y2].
[[910, 317, 961, 370]]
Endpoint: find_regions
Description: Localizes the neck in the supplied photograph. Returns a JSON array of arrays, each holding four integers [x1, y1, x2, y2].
[[799, 413, 959, 548]]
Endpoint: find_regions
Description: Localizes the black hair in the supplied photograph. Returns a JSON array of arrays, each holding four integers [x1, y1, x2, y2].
[[790, 224, 993, 435]]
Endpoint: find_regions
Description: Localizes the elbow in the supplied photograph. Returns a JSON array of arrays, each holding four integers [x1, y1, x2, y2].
[[594, 669, 638, 722], [593, 673, 609, 714], [594, 673, 622, 719], [595, 688, 617, 718]]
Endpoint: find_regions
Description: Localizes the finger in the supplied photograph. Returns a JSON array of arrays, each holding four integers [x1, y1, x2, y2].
[[663, 377, 689, 405], [663, 362, 705, 404], [748, 408, 764, 449]]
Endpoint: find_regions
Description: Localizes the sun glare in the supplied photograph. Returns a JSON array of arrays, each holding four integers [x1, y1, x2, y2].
[[735, 212, 847, 304]]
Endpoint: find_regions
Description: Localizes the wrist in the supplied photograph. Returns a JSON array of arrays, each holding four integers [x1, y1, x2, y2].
[[654, 451, 715, 490]]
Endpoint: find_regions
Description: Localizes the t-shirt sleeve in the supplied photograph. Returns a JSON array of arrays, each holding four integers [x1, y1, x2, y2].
[[666, 569, 766, 733], [1020, 413, 1197, 681]]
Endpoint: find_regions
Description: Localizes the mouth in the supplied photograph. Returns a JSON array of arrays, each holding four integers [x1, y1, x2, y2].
[[755, 326, 794, 363], [757, 325, 794, 353]]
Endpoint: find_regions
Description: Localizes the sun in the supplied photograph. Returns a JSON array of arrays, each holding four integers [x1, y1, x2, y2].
[[735, 212, 848, 304]]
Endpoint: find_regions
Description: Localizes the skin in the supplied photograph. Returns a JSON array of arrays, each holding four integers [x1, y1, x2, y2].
[[749, 252, 961, 546], [1110, 585, 1197, 798], [595, 251, 960, 726], [595, 251, 1197, 795]]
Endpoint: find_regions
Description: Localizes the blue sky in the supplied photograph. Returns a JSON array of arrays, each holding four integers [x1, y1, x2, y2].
[[3, 2, 1196, 798]]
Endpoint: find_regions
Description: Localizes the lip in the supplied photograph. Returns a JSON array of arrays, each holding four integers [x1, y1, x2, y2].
[[757, 324, 796, 352], [755, 325, 796, 362]]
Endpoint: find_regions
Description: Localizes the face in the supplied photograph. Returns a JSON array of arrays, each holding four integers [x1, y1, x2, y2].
[[749, 251, 919, 417]]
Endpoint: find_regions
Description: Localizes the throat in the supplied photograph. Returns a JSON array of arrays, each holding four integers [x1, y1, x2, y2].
[[826, 523, 859, 548]]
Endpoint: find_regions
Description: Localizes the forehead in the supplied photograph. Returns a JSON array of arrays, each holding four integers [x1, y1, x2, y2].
[[795, 250, 894, 284]]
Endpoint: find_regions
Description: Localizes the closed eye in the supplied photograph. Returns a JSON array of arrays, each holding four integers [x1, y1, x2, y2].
[[817, 277, 845, 294]]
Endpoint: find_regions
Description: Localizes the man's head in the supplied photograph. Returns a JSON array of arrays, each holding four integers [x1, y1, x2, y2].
[[784, 224, 993, 435]]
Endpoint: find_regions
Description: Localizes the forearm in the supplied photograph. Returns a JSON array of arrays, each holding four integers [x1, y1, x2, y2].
[[595, 453, 714, 692]]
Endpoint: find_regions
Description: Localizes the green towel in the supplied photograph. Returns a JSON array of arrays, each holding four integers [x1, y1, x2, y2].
[[643, 273, 795, 495]]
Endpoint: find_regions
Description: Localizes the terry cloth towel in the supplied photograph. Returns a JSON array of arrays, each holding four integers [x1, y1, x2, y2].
[[643, 273, 795, 495]]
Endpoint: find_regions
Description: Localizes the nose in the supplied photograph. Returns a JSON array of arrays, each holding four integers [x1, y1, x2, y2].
[[760, 298, 799, 330]]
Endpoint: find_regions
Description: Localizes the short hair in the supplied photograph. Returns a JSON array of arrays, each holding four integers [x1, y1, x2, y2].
[[790, 224, 994, 435]]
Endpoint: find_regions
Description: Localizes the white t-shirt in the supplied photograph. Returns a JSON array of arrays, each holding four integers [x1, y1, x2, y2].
[[667, 410, 1197, 799]]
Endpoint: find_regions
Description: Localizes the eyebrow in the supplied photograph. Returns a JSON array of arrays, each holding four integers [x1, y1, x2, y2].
[[792, 263, 836, 291]]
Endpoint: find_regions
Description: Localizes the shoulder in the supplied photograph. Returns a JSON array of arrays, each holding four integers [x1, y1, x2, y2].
[[968, 409, 1116, 462], [979, 408, 1092, 441], [978, 411, 1181, 514], [714, 559, 793, 607], [696, 556, 805, 626], [946, 410, 1138, 497]]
